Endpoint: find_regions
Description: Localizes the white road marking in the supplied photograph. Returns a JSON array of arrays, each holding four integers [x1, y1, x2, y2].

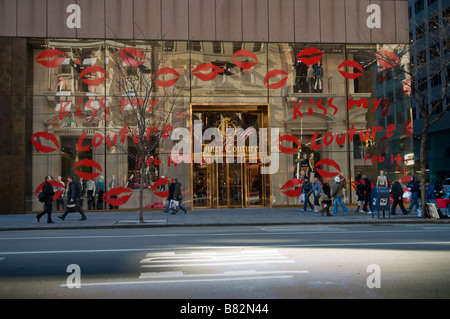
[[60, 275, 296, 287], [2, 241, 450, 256]]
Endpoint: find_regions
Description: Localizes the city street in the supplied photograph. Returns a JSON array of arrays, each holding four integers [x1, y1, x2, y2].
[[1, 224, 450, 302]]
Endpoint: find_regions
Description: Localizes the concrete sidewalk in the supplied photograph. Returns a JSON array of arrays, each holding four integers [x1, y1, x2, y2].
[[0, 206, 448, 231]]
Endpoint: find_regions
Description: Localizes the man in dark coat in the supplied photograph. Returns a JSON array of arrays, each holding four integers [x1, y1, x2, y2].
[[391, 177, 409, 215], [59, 176, 87, 221], [362, 175, 373, 213], [36, 175, 55, 223], [301, 176, 314, 211], [163, 179, 175, 213]]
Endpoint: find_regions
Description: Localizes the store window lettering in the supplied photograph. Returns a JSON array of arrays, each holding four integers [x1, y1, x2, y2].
[[293, 98, 338, 119], [309, 124, 398, 150]]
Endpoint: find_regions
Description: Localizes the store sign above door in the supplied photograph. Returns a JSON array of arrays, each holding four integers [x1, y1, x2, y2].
[[64, 3, 383, 30]]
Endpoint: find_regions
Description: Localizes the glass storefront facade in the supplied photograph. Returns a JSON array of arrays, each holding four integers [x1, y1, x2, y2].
[[25, 38, 412, 211]]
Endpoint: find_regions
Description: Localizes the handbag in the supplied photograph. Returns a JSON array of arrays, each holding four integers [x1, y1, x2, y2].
[[66, 202, 78, 212]]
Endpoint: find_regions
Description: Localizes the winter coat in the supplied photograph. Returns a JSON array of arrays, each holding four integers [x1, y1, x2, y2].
[[332, 181, 344, 198], [408, 176, 420, 193], [167, 183, 175, 200], [66, 181, 82, 201], [356, 182, 366, 201], [173, 182, 182, 201], [302, 180, 313, 196], [391, 181, 404, 199], [313, 181, 322, 197], [42, 181, 55, 203]]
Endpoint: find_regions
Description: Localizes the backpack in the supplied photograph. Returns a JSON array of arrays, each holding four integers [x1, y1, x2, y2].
[[38, 191, 45, 203]]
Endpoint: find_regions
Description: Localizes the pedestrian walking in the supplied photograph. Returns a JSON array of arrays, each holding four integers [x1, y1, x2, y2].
[[163, 179, 175, 213], [36, 175, 55, 223], [355, 177, 366, 213], [332, 176, 348, 214], [407, 175, 420, 212], [362, 175, 373, 213], [319, 182, 332, 216], [301, 176, 314, 211], [312, 177, 322, 212], [391, 177, 409, 215], [172, 178, 188, 214], [58, 176, 87, 221]]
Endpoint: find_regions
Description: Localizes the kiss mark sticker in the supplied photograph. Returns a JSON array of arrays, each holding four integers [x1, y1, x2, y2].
[[338, 60, 363, 80], [36, 49, 67, 68], [154, 67, 180, 87], [35, 180, 65, 201], [315, 158, 341, 179], [191, 63, 224, 81], [102, 187, 133, 206], [277, 135, 302, 154], [296, 47, 324, 66], [151, 177, 170, 198], [375, 50, 400, 69], [118, 47, 148, 67], [80, 66, 108, 86], [232, 49, 258, 69], [31, 132, 59, 153], [73, 159, 103, 180], [264, 70, 288, 89], [280, 179, 303, 197]]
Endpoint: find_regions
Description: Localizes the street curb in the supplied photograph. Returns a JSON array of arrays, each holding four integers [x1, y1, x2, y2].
[[1, 218, 449, 231]]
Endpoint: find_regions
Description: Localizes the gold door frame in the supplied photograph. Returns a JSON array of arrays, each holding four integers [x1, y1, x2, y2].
[[190, 103, 272, 209]]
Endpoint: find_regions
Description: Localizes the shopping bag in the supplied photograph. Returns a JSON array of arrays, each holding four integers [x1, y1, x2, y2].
[[299, 193, 305, 204], [66, 202, 78, 212], [169, 200, 179, 210]]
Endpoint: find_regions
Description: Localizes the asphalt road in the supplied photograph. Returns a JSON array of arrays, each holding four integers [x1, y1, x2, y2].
[[1, 224, 450, 302]]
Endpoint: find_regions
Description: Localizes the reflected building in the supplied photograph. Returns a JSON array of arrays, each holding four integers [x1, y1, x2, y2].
[[0, 0, 412, 213]]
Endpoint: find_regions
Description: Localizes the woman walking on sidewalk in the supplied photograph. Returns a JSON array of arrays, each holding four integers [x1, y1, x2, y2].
[[332, 176, 348, 214]]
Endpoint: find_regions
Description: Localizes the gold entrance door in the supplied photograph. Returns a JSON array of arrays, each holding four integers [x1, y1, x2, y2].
[[245, 161, 265, 206], [211, 162, 243, 208]]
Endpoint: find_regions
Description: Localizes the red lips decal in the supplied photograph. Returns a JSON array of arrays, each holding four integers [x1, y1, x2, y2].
[[375, 50, 400, 69], [296, 47, 324, 66], [232, 49, 258, 69], [73, 159, 103, 180], [338, 60, 363, 80], [403, 78, 411, 96], [264, 70, 288, 89], [154, 67, 180, 87], [36, 49, 67, 68], [118, 47, 148, 67], [280, 179, 303, 197], [80, 66, 108, 86], [31, 131, 59, 153], [151, 177, 170, 198], [403, 120, 413, 137], [315, 158, 341, 179], [102, 187, 133, 206], [277, 135, 302, 154], [35, 180, 65, 201], [191, 63, 224, 81]]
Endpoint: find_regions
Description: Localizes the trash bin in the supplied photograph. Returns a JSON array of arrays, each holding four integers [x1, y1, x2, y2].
[[372, 187, 390, 218]]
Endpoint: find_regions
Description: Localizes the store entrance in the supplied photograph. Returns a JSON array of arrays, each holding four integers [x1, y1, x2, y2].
[[191, 104, 269, 209]]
